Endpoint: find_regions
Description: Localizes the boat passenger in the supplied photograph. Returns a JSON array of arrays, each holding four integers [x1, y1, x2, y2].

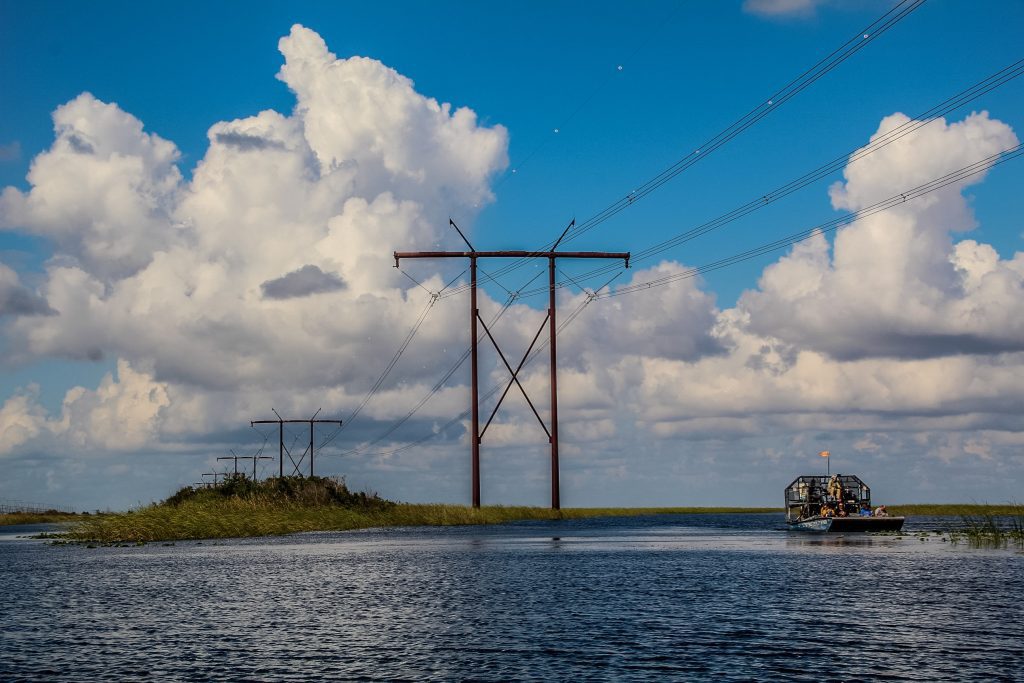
[[821, 504, 834, 518], [859, 505, 872, 517], [873, 505, 889, 517]]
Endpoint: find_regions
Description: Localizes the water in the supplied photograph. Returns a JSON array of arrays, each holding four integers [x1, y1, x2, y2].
[[2, 514, 1022, 681]]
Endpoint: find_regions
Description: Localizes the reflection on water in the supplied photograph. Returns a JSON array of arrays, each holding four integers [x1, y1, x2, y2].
[[1, 514, 1021, 681]]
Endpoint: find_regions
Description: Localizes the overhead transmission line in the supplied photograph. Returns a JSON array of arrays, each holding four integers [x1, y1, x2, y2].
[[440, 0, 928, 299], [329, 267, 548, 457], [319, 0, 935, 457], [599, 144, 1024, 298], [512, 57, 1024, 295], [312, 293, 436, 451], [560, 0, 928, 245], [341, 288, 605, 459], [330, 144, 1022, 457], [321, 6, 1018, 462]]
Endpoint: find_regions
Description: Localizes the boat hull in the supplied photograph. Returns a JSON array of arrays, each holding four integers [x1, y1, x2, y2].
[[788, 516, 905, 533]]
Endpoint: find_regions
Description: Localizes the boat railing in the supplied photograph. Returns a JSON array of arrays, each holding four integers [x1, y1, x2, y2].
[[784, 474, 873, 522]]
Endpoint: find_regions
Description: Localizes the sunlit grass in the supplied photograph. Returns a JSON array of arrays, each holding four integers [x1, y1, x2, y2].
[[0, 511, 83, 527], [946, 504, 1024, 549], [63, 476, 776, 543], [886, 504, 1021, 517]]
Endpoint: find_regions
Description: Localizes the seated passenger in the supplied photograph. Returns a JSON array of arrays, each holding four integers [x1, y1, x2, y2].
[[859, 505, 872, 517], [821, 505, 834, 518], [873, 505, 889, 517]]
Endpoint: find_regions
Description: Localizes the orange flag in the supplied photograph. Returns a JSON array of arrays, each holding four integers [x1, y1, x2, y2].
[[818, 450, 830, 458]]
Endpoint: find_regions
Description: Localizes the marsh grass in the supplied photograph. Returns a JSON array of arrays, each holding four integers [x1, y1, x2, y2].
[[64, 475, 775, 543], [947, 504, 1024, 548], [886, 504, 1022, 517], [0, 511, 83, 527]]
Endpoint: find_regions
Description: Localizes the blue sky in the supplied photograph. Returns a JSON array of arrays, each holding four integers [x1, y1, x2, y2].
[[2, 0, 1023, 510]]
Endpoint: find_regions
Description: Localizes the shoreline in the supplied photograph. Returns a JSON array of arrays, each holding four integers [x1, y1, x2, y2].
[[27, 502, 1021, 543], [58, 504, 776, 543]]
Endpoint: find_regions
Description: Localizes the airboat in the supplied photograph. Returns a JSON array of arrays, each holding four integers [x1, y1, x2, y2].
[[785, 474, 904, 532]]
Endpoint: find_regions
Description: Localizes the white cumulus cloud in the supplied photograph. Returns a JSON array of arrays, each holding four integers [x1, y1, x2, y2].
[[740, 112, 1024, 360], [0, 25, 1022, 507]]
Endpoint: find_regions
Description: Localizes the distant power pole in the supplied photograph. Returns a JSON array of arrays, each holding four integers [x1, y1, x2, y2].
[[395, 219, 629, 509], [218, 453, 242, 476], [202, 472, 225, 486], [217, 450, 271, 479], [250, 408, 342, 478]]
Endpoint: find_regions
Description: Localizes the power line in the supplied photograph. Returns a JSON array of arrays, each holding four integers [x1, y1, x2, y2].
[[332, 145, 1021, 458], [599, 144, 1024, 298], [330, 291, 522, 457], [560, 0, 928, 245], [515, 57, 1024, 293], [326, 266, 559, 458], [323, 294, 437, 444], [342, 274, 622, 459], [441, 0, 928, 298], [313, 0, 985, 463]]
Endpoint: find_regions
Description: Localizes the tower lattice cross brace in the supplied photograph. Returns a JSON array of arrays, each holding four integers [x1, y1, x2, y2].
[[396, 220, 629, 509]]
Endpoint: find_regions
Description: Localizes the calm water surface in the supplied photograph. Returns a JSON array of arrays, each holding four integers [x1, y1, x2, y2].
[[2, 514, 1022, 681]]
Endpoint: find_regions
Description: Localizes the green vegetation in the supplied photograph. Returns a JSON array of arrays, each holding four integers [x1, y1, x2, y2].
[[886, 503, 1022, 517], [0, 511, 83, 526], [64, 475, 776, 543], [947, 505, 1024, 549], [36, 485, 1024, 545]]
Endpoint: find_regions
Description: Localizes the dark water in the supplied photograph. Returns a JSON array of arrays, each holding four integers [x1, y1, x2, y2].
[[2, 514, 1022, 682]]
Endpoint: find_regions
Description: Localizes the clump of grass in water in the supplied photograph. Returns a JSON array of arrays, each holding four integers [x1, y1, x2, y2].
[[951, 503, 1024, 549]]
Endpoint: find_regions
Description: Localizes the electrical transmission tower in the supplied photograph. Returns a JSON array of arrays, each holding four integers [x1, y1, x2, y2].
[[202, 472, 225, 486], [395, 219, 629, 509], [250, 409, 342, 478], [218, 450, 272, 480]]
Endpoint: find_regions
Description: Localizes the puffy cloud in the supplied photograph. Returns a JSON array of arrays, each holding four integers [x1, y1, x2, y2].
[[1, 25, 1022, 506], [739, 112, 1024, 360], [0, 93, 183, 280], [53, 360, 171, 451], [1, 24, 508, 394], [562, 262, 723, 363], [0, 387, 47, 455], [276, 26, 505, 209], [0, 361, 172, 457]]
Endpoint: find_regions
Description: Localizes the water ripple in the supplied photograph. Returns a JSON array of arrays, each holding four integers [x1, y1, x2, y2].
[[1, 515, 1021, 681]]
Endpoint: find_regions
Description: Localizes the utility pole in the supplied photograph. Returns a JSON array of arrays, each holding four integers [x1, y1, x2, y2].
[[217, 450, 272, 479], [250, 409, 342, 478], [202, 472, 224, 487], [218, 452, 242, 476], [395, 219, 628, 509]]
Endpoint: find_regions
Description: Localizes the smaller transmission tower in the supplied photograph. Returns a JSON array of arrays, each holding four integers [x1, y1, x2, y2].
[[250, 409, 342, 478]]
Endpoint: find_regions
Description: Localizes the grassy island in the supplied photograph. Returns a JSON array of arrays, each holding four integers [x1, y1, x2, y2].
[[64, 475, 774, 543]]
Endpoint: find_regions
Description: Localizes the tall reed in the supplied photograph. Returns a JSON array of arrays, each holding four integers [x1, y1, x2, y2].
[[951, 504, 1024, 548]]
